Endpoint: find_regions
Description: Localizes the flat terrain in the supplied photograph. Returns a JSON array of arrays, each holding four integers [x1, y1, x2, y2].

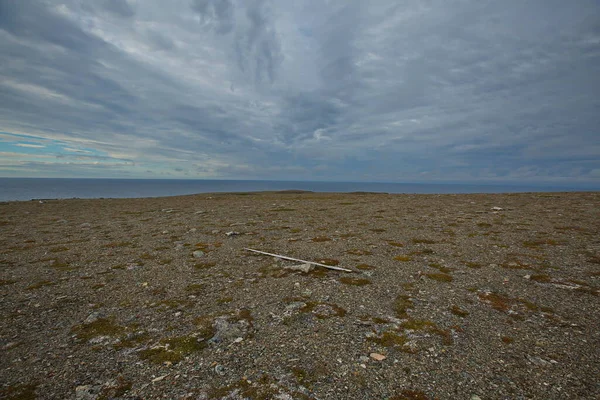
[[1, 191, 599, 400]]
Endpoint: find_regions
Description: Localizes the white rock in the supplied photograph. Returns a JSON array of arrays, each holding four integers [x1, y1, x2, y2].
[[283, 263, 314, 273]]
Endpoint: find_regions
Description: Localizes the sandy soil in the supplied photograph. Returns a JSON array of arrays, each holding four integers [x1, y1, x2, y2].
[[1, 191, 599, 400]]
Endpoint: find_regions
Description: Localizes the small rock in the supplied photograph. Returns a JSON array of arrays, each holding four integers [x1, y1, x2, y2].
[[152, 374, 168, 382], [80, 223, 91, 229], [359, 356, 370, 363], [285, 302, 306, 311], [225, 231, 240, 237], [233, 337, 243, 343], [370, 353, 386, 361], [491, 206, 503, 211], [470, 395, 482, 400], [283, 263, 314, 273], [214, 364, 226, 376], [193, 250, 205, 258], [527, 355, 553, 367], [83, 312, 101, 325], [75, 385, 100, 400], [211, 230, 220, 234], [524, 275, 531, 280]]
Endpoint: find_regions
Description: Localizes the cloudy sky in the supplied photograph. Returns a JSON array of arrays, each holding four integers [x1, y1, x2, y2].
[[0, 0, 599, 184]]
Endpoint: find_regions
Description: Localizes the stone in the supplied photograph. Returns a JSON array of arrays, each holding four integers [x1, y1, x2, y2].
[[283, 263, 314, 273], [214, 364, 226, 376], [527, 355, 553, 367], [225, 231, 240, 236], [370, 353, 386, 361], [193, 250, 205, 258], [83, 312, 101, 325], [470, 395, 482, 400], [491, 206, 503, 211], [209, 317, 251, 344], [359, 356, 370, 363], [152, 374, 168, 382], [75, 385, 100, 400]]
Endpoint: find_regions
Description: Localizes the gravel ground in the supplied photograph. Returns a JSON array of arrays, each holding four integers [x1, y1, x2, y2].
[[1, 191, 599, 400]]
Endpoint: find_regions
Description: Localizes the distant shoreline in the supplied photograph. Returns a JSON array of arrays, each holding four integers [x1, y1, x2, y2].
[[1, 177, 597, 202]]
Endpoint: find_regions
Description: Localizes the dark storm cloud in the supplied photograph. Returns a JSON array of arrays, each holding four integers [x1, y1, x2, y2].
[[0, 0, 598, 183]]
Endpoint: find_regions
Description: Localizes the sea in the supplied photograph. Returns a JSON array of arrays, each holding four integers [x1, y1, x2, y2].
[[0, 178, 596, 202]]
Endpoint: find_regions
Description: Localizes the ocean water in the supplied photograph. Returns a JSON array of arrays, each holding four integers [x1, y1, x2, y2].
[[0, 178, 595, 202]]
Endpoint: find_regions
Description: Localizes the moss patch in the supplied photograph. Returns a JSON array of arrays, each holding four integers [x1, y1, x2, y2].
[[72, 317, 125, 341], [394, 255, 413, 262], [394, 295, 414, 319], [450, 305, 469, 317], [26, 280, 56, 290], [0, 383, 37, 400], [425, 273, 453, 282], [139, 335, 207, 364]]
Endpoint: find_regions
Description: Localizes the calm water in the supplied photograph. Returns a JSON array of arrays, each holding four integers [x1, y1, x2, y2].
[[0, 178, 595, 202]]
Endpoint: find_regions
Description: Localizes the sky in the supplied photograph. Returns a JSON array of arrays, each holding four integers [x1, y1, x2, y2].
[[0, 0, 599, 185]]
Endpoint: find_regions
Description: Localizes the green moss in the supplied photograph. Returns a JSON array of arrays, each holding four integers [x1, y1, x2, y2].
[[464, 261, 482, 269], [72, 317, 125, 341], [104, 241, 132, 248], [390, 389, 430, 400], [49, 246, 69, 253], [113, 331, 151, 350], [312, 236, 332, 242], [429, 263, 453, 273], [298, 301, 346, 319], [339, 277, 372, 286], [50, 259, 76, 271], [425, 273, 453, 282], [523, 239, 560, 248], [369, 228, 386, 233], [368, 330, 408, 348], [217, 296, 233, 304], [0, 279, 17, 286], [346, 249, 373, 255], [194, 261, 216, 270], [318, 258, 339, 266], [185, 283, 204, 295], [401, 319, 453, 345], [394, 255, 413, 262], [411, 238, 436, 244], [530, 274, 552, 283], [388, 241, 404, 247], [0, 383, 37, 400], [26, 280, 55, 290], [394, 295, 413, 318], [139, 335, 207, 364], [450, 305, 469, 317], [409, 249, 434, 256], [501, 336, 514, 344]]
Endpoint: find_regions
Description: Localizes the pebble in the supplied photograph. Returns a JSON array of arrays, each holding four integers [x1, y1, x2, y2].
[[359, 356, 370, 363], [471, 395, 482, 400], [83, 312, 101, 325], [214, 364, 226, 375], [152, 374, 168, 382], [75, 385, 100, 400], [193, 250, 205, 258], [370, 353, 386, 361]]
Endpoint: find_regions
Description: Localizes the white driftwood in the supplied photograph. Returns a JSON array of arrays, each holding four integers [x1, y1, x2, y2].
[[244, 248, 353, 272]]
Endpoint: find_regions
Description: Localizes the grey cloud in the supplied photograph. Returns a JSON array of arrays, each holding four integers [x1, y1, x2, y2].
[[102, 0, 136, 18], [191, 0, 235, 34], [0, 0, 598, 184]]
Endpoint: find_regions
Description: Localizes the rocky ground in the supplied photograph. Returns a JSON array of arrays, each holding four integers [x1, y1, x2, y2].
[[1, 191, 599, 400]]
